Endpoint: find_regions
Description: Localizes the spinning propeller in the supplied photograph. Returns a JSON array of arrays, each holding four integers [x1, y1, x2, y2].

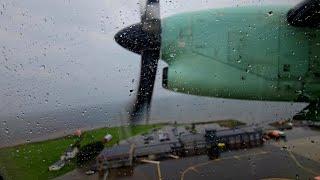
[[114, 0, 161, 123]]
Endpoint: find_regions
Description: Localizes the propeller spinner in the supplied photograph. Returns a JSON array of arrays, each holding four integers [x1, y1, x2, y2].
[[114, 0, 161, 123]]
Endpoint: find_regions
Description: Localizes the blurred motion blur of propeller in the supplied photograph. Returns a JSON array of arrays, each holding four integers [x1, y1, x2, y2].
[[114, 0, 161, 123]]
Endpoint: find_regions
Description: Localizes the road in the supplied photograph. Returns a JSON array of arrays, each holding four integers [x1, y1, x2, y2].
[[116, 144, 319, 180]]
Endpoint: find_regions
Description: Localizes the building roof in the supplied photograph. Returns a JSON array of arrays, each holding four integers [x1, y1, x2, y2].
[[135, 143, 172, 156], [213, 127, 262, 137], [98, 144, 133, 160], [180, 133, 205, 143]]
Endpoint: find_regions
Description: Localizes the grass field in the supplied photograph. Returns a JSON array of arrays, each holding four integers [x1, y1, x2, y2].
[[0, 124, 162, 180]]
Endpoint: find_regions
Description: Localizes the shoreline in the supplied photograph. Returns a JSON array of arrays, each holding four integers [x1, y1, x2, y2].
[[0, 121, 172, 149], [0, 119, 245, 149], [0, 122, 129, 149], [0, 99, 305, 148]]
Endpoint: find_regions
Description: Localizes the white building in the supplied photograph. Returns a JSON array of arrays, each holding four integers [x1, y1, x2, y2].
[[104, 134, 113, 143]]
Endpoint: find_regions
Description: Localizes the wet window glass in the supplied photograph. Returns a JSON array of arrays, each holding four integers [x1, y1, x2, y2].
[[1, 0, 320, 180]]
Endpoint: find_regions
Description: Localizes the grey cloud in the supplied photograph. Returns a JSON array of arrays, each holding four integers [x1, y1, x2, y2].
[[0, 0, 302, 116]]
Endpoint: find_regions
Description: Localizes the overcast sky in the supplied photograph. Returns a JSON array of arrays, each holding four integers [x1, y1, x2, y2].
[[0, 0, 302, 116]]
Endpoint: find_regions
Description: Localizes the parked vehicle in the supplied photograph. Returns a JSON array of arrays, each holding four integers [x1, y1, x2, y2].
[[264, 130, 286, 140], [143, 135, 154, 141], [159, 133, 170, 142], [278, 122, 293, 130], [85, 170, 95, 175]]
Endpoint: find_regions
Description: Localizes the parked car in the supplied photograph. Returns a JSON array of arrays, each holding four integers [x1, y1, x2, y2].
[[143, 135, 154, 141], [264, 130, 286, 140], [278, 122, 293, 130], [159, 133, 170, 142], [85, 170, 95, 175]]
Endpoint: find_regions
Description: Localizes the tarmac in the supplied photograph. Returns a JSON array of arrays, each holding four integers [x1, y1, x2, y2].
[[114, 144, 319, 180]]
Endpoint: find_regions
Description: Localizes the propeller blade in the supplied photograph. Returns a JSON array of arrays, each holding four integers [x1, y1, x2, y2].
[[129, 49, 160, 122], [141, 0, 160, 21], [114, 0, 161, 123], [139, 0, 147, 18], [141, 0, 160, 33], [128, 0, 161, 123]]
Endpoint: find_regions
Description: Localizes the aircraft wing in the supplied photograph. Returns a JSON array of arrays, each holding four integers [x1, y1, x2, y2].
[[287, 0, 320, 27]]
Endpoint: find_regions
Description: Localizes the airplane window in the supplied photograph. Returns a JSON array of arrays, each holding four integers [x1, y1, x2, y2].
[[1, 0, 320, 180]]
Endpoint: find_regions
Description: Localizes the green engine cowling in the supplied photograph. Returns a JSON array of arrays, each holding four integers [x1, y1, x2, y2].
[[162, 60, 302, 102], [161, 6, 320, 103]]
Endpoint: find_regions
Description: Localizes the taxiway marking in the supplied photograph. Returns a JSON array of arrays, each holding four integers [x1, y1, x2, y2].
[[180, 150, 269, 180], [287, 150, 319, 176]]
